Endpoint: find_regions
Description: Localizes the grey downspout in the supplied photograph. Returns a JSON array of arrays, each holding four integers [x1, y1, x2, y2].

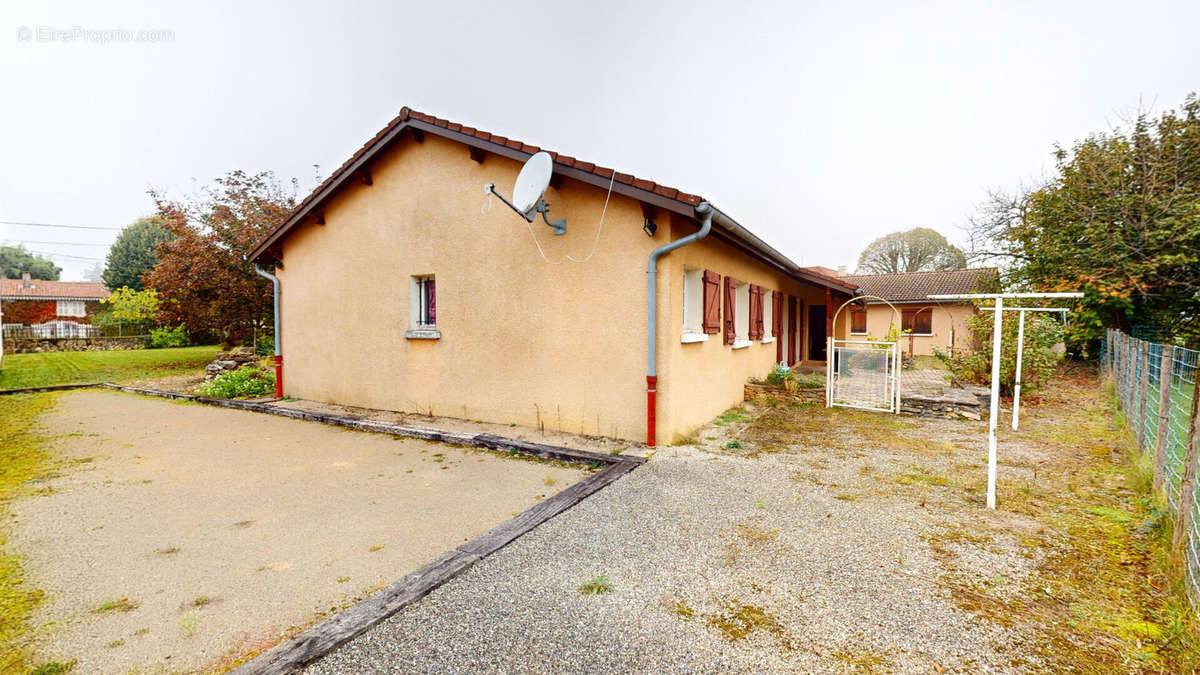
[[646, 201, 713, 446], [254, 265, 283, 398]]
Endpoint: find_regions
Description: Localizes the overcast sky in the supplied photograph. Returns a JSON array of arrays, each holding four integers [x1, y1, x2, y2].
[[1, 0, 1197, 281]]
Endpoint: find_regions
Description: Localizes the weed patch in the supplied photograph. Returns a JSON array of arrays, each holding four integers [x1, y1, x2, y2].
[[0, 394, 58, 671], [578, 574, 613, 595]]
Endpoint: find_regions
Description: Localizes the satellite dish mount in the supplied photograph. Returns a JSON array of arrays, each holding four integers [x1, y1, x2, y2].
[[484, 151, 566, 235]]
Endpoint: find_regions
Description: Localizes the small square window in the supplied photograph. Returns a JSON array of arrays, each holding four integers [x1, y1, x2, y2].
[[406, 275, 440, 339]]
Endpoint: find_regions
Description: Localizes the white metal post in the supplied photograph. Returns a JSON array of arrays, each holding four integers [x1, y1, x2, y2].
[[1012, 309, 1026, 431], [986, 297, 1004, 509], [825, 336, 834, 407], [893, 341, 901, 413]]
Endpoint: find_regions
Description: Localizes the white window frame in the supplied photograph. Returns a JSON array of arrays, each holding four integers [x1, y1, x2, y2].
[[732, 282, 751, 349], [405, 274, 440, 340], [761, 290, 775, 343], [681, 266, 707, 343], [57, 299, 85, 317]]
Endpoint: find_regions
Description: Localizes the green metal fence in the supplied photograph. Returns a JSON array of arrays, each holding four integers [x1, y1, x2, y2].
[[1104, 329, 1200, 607]]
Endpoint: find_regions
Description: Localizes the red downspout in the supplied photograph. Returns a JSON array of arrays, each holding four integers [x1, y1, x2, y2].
[[646, 376, 657, 445], [274, 355, 283, 399]]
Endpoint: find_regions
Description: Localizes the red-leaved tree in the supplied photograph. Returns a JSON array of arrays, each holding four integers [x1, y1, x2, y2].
[[144, 170, 297, 345]]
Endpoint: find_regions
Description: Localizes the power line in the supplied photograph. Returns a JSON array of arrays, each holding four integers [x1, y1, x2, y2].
[[0, 219, 123, 231], [2, 240, 111, 248], [27, 250, 104, 262]]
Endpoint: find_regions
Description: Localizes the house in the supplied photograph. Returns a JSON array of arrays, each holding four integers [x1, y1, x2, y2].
[[1, 272, 110, 338], [835, 268, 997, 357], [248, 107, 861, 445]]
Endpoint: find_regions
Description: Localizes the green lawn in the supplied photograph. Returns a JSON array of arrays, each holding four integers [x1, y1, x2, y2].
[[0, 346, 219, 390]]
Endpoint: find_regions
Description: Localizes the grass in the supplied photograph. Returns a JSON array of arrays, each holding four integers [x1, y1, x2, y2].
[[0, 345, 219, 390], [577, 574, 613, 595], [92, 598, 138, 613], [0, 394, 58, 672]]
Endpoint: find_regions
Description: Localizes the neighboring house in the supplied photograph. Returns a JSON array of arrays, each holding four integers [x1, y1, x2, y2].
[[248, 107, 860, 445], [1, 272, 110, 338], [836, 268, 997, 357]]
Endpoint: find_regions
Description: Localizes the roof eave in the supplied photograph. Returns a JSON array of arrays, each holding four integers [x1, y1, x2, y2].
[[249, 118, 707, 263]]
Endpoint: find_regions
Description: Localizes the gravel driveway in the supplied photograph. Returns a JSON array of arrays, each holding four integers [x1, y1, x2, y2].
[[308, 416, 1029, 673]]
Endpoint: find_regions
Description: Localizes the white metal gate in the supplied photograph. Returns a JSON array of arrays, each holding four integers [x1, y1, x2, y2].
[[825, 338, 900, 413]]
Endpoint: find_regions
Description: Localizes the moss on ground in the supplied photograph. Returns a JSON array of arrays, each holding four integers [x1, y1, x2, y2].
[[0, 394, 58, 672]]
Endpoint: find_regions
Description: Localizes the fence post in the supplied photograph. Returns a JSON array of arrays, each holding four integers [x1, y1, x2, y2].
[[1136, 340, 1151, 449], [1170, 366, 1200, 566], [1123, 333, 1132, 410], [1155, 345, 1175, 496]]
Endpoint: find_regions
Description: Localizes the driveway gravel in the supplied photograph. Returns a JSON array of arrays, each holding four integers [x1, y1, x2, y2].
[[308, 429, 1029, 673]]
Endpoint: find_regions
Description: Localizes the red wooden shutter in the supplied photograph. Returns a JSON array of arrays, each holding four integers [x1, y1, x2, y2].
[[775, 293, 784, 363], [772, 291, 782, 337], [723, 277, 737, 345], [701, 270, 721, 334], [788, 297, 798, 364], [747, 285, 759, 340]]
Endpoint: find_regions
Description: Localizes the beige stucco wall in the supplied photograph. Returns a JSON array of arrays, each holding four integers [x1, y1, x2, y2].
[[274, 131, 850, 444], [847, 302, 976, 356]]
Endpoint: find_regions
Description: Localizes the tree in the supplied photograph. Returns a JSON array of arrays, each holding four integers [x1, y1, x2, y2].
[[856, 228, 967, 274], [0, 245, 60, 280], [102, 287, 160, 323], [81, 261, 105, 282], [968, 93, 1200, 347], [102, 216, 175, 291], [143, 170, 297, 344]]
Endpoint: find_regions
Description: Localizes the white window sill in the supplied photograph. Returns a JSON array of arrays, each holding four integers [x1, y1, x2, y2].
[[732, 339, 752, 350], [681, 332, 708, 344], [761, 337, 775, 344], [907, 333, 933, 337], [850, 332, 868, 336], [404, 329, 441, 340]]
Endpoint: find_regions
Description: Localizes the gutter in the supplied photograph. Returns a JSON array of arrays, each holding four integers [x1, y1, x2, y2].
[[646, 202, 714, 447], [254, 265, 283, 399]]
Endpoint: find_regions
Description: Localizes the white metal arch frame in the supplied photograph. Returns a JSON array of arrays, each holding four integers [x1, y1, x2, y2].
[[827, 295, 903, 413]]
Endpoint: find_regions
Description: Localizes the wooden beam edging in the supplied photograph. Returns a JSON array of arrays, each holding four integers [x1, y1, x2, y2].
[[87, 383, 645, 674], [0, 382, 103, 395]]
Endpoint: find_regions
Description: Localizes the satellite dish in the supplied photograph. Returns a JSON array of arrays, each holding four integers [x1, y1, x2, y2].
[[512, 152, 553, 215], [483, 151, 567, 235]]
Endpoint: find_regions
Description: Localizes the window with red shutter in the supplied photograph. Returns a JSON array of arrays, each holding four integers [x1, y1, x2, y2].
[[901, 308, 933, 335], [851, 308, 867, 334], [702, 270, 720, 334], [723, 276, 737, 345]]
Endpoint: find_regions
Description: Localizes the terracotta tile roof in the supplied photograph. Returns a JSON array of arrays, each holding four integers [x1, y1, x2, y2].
[[248, 106, 858, 295], [839, 268, 997, 303], [1, 278, 109, 301], [398, 109, 704, 207]]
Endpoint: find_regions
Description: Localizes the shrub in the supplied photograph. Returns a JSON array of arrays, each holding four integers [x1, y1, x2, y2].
[[196, 366, 276, 399], [147, 325, 189, 349], [936, 310, 1064, 395], [255, 333, 275, 357]]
